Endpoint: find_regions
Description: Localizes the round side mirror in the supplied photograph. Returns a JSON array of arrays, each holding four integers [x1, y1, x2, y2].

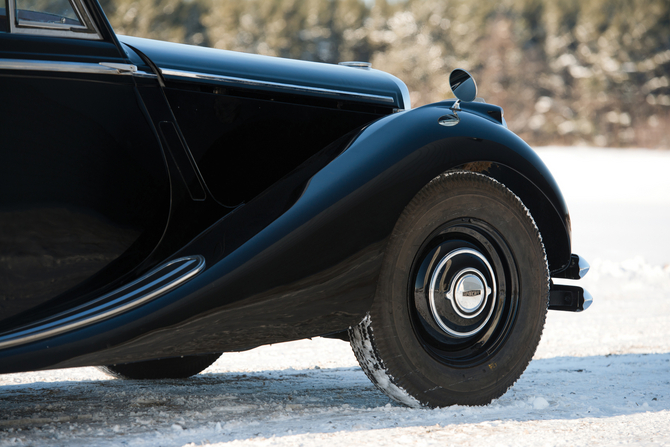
[[449, 69, 477, 103]]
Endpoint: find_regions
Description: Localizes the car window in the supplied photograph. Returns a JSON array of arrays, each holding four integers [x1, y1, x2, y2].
[[15, 0, 82, 27], [0, 3, 8, 32], [9, 0, 100, 38]]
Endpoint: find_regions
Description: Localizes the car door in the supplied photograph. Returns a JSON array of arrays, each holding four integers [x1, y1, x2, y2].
[[0, 0, 170, 330]]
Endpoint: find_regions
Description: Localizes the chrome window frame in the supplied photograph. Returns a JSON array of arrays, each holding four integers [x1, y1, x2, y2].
[[8, 0, 101, 40]]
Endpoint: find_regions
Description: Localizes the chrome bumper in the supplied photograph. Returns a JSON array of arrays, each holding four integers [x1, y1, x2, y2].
[[548, 254, 592, 312]]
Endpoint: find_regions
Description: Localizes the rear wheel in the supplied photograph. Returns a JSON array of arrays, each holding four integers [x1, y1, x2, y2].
[[97, 353, 222, 380], [349, 172, 549, 408]]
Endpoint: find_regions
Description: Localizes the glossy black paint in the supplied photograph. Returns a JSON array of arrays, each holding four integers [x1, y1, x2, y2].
[[165, 86, 387, 206], [0, 0, 575, 374], [0, 3, 173, 335], [118, 35, 410, 110], [0, 34, 121, 62], [0, 70, 170, 331]]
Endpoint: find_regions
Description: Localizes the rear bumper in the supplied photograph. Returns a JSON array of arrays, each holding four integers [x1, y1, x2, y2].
[[552, 254, 590, 279], [548, 253, 592, 312], [548, 283, 593, 312]]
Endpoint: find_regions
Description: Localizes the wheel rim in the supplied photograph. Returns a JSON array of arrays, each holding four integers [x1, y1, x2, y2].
[[428, 248, 496, 338], [410, 218, 519, 368]]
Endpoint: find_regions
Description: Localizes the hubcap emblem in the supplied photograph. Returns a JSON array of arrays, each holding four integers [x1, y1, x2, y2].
[[454, 274, 486, 313], [445, 268, 491, 319]]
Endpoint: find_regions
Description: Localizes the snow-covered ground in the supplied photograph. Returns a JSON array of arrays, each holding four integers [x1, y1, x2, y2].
[[1, 146, 670, 446]]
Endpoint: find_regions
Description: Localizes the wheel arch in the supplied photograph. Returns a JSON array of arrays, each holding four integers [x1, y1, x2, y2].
[[455, 161, 572, 274], [343, 102, 573, 274]]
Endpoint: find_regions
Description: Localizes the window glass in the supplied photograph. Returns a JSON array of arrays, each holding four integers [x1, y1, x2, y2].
[[0, 1, 8, 32], [15, 0, 82, 26]]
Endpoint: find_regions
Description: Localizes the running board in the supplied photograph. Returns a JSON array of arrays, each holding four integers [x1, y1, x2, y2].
[[0, 256, 205, 350]]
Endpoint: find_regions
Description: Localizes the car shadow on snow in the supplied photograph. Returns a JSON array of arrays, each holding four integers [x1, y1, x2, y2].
[[0, 352, 668, 445]]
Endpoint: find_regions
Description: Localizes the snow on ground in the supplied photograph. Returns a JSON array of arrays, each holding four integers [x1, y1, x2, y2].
[[1, 146, 670, 446]]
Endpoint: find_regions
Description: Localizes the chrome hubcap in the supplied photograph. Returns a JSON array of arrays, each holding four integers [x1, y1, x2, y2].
[[429, 248, 497, 338], [448, 269, 491, 318]]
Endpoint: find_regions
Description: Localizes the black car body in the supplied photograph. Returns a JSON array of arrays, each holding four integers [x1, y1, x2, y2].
[[0, 0, 590, 407]]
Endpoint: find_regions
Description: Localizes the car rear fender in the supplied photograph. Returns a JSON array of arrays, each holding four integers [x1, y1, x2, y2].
[[88, 101, 574, 354], [340, 102, 572, 274], [152, 101, 573, 336]]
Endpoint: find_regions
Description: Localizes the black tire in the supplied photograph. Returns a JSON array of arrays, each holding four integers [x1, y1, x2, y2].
[[349, 172, 549, 408], [97, 353, 222, 380]]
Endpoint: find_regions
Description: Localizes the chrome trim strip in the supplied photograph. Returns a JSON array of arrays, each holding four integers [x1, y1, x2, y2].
[[7, 26, 101, 40], [99, 62, 137, 73], [133, 71, 159, 79], [160, 68, 397, 105], [0, 59, 136, 75], [17, 21, 88, 31], [0, 256, 206, 350]]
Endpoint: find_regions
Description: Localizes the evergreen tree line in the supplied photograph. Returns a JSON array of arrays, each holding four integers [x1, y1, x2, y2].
[[100, 0, 670, 148]]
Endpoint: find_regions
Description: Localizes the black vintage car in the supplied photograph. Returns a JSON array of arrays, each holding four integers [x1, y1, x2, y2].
[[0, 0, 591, 408]]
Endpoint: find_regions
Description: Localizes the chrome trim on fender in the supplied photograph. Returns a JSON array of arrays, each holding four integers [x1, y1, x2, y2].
[[438, 113, 460, 127], [160, 67, 397, 105], [0, 256, 206, 350], [0, 59, 138, 75]]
